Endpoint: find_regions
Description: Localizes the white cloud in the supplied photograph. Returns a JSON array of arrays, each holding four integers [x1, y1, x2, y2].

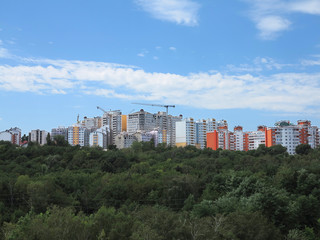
[[1, 56, 320, 115], [0, 40, 13, 59], [169, 46, 176, 51], [137, 49, 149, 57], [153, 56, 159, 60], [256, 16, 291, 39], [244, 0, 320, 39], [0, 117, 2, 121], [7, 40, 15, 45], [135, 0, 200, 26], [290, 0, 320, 15], [0, 47, 11, 58], [226, 57, 294, 72], [301, 55, 320, 66]]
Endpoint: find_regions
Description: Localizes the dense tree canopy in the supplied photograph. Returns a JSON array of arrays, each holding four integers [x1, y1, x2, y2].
[[0, 140, 320, 239]]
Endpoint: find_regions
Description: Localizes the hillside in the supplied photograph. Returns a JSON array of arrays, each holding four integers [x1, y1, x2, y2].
[[0, 140, 320, 240]]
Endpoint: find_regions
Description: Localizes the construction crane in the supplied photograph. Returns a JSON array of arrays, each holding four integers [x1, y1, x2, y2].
[[132, 103, 175, 118], [132, 102, 176, 145], [97, 106, 121, 114], [97, 106, 108, 113]]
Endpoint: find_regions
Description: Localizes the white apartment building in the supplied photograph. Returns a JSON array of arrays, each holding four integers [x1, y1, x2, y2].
[[176, 118, 217, 149], [265, 120, 319, 155], [176, 118, 196, 147], [0, 127, 21, 145], [246, 127, 266, 151], [196, 119, 207, 149], [29, 129, 48, 145], [115, 130, 157, 149], [89, 127, 108, 148], [234, 126, 244, 151]]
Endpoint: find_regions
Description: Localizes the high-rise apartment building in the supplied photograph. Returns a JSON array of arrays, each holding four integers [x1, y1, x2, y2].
[[102, 110, 126, 145], [176, 118, 216, 149], [196, 119, 207, 149], [176, 118, 196, 147], [207, 120, 230, 150], [68, 126, 90, 147], [29, 129, 48, 145], [265, 120, 319, 155], [127, 109, 156, 133], [234, 126, 244, 151], [208, 124, 267, 152], [0, 127, 21, 145], [114, 130, 157, 149], [152, 112, 183, 146], [81, 116, 102, 130], [51, 127, 68, 141], [206, 120, 319, 154], [89, 127, 108, 148], [245, 126, 266, 151]]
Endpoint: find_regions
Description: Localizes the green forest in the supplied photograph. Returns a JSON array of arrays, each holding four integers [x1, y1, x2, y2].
[[0, 138, 320, 240]]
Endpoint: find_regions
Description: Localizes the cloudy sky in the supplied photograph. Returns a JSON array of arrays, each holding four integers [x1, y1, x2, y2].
[[1, 0, 320, 133]]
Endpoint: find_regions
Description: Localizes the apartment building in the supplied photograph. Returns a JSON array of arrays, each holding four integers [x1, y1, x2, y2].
[[207, 123, 265, 151], [244, 126, 266, 151], [176, 118, 196, 147], [0, 127, 21, 145], [127, 109, 156, 133], [51, 126, 68, 141], [89, 127, 108, 148], [196, 119, 207, 149], [29, 129, 48, 145], [68, 126, 90, 147], [114, 130, 157, 149], [154, 112, 183, 146], [102, 110, 125, 145], [234, 126, 244, 151], [265, 120, 319, 155]]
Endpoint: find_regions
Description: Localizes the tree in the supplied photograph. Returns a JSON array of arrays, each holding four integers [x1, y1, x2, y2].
[[53, 135, 69, 147], [46, 133, 52, 146], [108, 144, 117, 150], [295, 144, 312, 155], [21, 134, 28, 142], [218, 211, 282, 240]]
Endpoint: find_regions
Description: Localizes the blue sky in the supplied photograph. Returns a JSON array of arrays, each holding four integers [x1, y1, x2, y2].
[[1, 0, 320, 134]]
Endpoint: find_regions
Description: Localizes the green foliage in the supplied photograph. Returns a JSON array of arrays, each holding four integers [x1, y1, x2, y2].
[[1, 141, 320, 239], [295, 144, 312, 155], [53, 135, 69, 147]]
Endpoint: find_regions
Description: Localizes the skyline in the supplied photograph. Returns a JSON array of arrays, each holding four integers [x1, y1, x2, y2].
[[1, 0, 320, 134]]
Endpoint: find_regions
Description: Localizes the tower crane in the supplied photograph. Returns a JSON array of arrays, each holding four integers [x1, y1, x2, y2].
[[132, 102, 176, 145], [97, 106, 121, 114], [97, 106, 108, 113], [131, 103, 175, 118]]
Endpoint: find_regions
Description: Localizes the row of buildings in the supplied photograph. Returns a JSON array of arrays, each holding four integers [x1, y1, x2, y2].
[[1, 109, 319, 154], [176, 119, 319, 155], [49, 109, 183, 149]]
